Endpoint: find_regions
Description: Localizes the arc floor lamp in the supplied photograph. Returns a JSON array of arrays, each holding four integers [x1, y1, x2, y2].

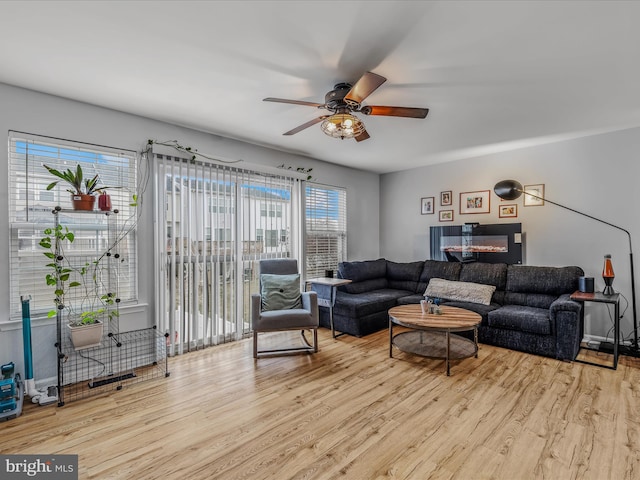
[[494, 179, 639, 357]]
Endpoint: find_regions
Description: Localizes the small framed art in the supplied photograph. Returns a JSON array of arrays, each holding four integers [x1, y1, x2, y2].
[[524, 184, 545, 206], [499, 204, 517, 218], [440, 190, 452, 206], [421, 197, 434, 215], [459, 190, 490, 214], [439, 210, 454, 222]]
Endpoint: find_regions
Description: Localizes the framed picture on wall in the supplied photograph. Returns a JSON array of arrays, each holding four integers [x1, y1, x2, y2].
[[440, 190, 452, 206], [459, 190, 490, 214], [421, 197, 435, 215], [499, 204, 518, 218], [524, 184, 545, 206], [439, 210, 454, 222]]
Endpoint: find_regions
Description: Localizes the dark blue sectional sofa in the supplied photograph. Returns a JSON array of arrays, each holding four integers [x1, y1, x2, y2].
[[318, 258, 584, 361]]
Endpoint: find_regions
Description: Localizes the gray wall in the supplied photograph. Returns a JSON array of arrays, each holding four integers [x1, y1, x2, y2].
[[381, 127, 640, 340], [0, 83, 380, 383]]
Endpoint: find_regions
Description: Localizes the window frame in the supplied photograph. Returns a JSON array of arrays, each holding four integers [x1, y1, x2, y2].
[[7, 132, 139, 321]]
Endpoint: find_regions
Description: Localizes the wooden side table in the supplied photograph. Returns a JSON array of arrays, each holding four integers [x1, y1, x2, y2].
[[307, 277, 352, 338], [570, 290, 620, 370]]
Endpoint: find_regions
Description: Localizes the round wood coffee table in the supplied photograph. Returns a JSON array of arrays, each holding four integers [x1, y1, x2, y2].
[[389, 304, 482, 376]]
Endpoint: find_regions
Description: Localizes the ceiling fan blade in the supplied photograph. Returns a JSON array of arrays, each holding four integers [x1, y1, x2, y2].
[[354, 129, 370, 142], [344, 72, 387, 105], [263, 97, 325, 108], [283, 116, 330, 136], [361, 105, 429, 118]]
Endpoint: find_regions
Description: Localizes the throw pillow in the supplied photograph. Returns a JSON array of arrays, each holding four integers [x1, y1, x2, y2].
[[260, 274, 302, 311], [424, 278, 496, 306]]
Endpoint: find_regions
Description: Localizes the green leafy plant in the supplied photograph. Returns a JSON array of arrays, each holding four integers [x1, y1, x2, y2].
[[44, 163, 115, 196], [39, 224, 119, 326]]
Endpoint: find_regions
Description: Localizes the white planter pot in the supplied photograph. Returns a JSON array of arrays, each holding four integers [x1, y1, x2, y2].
[[68, 321, 103, 350]]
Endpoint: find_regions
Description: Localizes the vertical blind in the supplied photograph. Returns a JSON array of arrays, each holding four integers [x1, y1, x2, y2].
[[305, 183, 347, 279], [7, 132, 138, 320], [153, 151, 301, 355]]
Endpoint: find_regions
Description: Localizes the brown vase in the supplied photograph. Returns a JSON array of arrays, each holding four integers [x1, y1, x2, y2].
[[71, 194, 96, 211], [98, 193, 112, 211]]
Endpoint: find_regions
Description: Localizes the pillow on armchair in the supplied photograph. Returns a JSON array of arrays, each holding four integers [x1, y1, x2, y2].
[[260, 274, 302, 311]]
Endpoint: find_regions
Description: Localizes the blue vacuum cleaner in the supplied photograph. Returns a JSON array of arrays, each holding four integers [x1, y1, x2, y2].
[[0, 362, 23, 421], [20, 295, 57, 406]]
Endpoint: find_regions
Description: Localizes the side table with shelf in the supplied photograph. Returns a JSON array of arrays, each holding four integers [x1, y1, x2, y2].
[[570, 290, 619, 370], [307, 277, 352, 338]]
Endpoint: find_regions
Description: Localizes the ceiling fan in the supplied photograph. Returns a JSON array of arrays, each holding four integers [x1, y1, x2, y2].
[[263, 71, 429, 142]]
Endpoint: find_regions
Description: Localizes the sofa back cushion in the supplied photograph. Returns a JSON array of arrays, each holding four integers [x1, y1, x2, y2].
[[417, 260, 462, 293], [338, 259, 388, 294], [506, 265, 583, 295], [504, 265, 583, 309], [459, 262, 508, 290], [387, 260, 424, 292]]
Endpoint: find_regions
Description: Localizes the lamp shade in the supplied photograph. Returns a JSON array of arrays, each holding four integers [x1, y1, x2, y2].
[[321, 112, 365, 139], [494, 180, 524, 201]]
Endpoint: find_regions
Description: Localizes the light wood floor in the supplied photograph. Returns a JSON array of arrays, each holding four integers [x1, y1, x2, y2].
[[4, 328, 640, 480]]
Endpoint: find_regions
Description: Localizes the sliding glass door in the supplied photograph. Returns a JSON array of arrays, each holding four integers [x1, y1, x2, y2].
[[153, 152, 301, 355]]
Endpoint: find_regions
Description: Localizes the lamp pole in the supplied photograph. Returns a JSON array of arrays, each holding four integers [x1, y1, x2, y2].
[[494, 180, 639, 354]]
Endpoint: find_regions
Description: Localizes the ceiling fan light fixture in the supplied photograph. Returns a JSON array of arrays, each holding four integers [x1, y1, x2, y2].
[[321, 112, 365, 140]]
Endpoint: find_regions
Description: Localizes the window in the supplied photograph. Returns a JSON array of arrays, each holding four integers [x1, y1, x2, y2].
[[305, 184, 347, 279], [8, 132, 139, 320], [259, 203, 282, 218], [265, 229, 279, 248]]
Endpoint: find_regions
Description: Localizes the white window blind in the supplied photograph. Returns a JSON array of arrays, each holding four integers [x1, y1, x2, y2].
[[154, 152, 301, 354], [8, 132, 138, 321], [305, 183, 347, 279]]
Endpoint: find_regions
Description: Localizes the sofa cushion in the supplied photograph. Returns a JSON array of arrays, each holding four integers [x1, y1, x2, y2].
[[334, 289, 412, 318], [506, 265, 583, 295], [503, 292, 558, 309], [260, 274, 302, 311], [459, 262, 508, 290], [339, 258, 387, 282], [342, 278, 389, 294], [397, 294, 425, 305], [440, 300, 501, 325], [425, 278, 496, 305], [386, 260, 423, 292], [487, 305, 551, 335], [416, 260, 462, 293], [339, 259, 388, 293]]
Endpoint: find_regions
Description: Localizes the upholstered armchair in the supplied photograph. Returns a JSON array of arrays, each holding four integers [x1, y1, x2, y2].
[[251, 259, 319, 358]]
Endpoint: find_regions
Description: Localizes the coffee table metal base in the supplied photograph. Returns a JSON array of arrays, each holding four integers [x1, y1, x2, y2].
[[390, 330, 478, 376]]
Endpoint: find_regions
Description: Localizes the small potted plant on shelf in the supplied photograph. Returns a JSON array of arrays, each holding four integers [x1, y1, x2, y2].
[[39, 224, 119, 350], [44, 164, 115, 211]]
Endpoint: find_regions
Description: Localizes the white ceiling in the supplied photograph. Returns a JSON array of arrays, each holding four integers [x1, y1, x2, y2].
[[1, 1, 640, 174]]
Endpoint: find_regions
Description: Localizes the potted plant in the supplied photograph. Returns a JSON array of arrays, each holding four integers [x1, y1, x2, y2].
[[39, 224, 119, 350], [44, 164, 115, 211], [67, 312, 104, 350]]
